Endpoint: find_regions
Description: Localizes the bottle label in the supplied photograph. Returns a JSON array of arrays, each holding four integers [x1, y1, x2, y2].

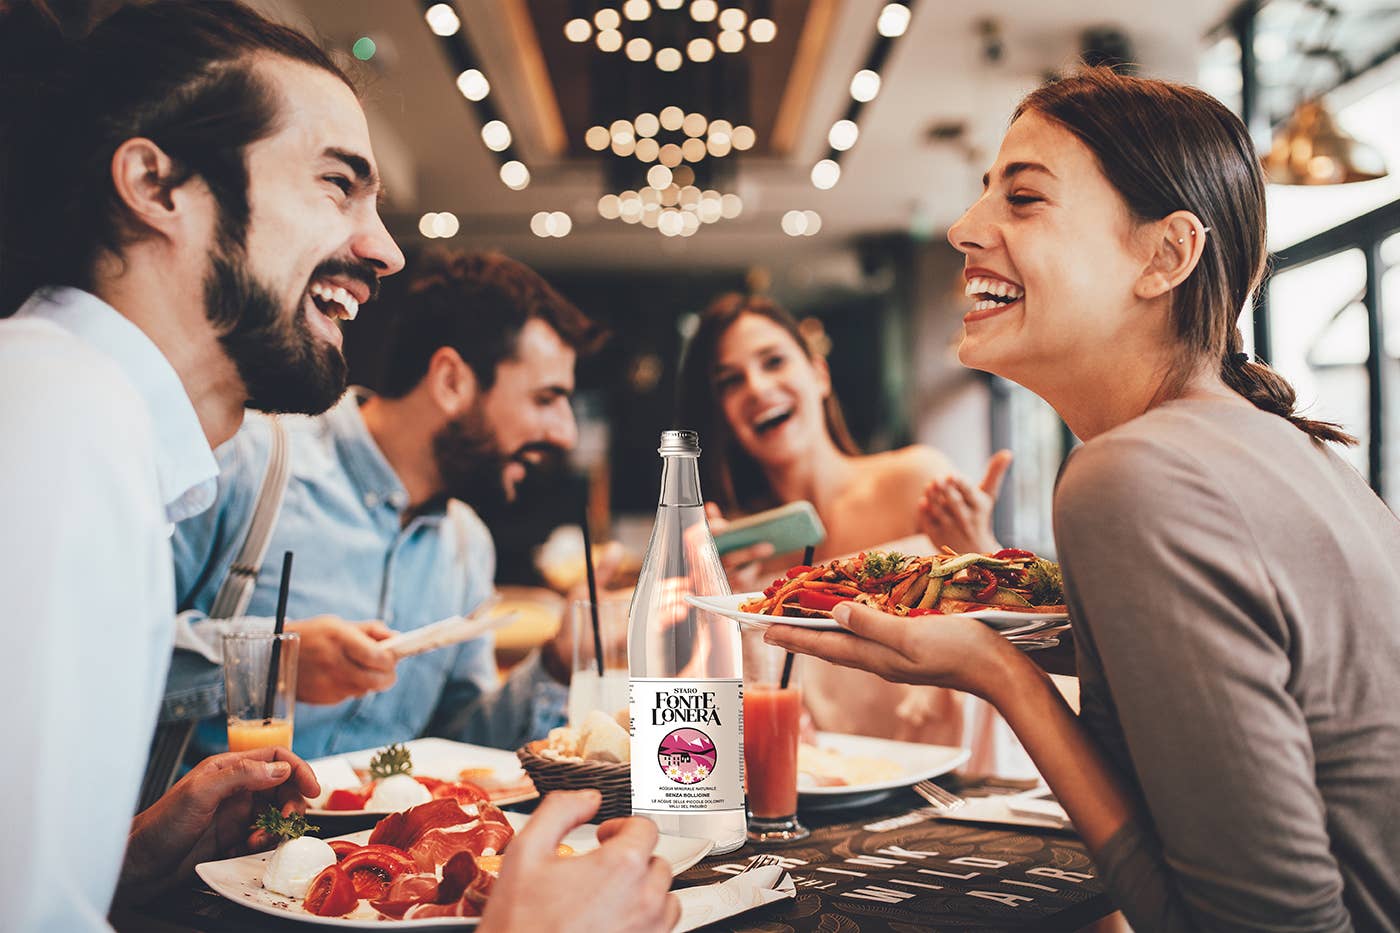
[[630, 678, 744, 813]]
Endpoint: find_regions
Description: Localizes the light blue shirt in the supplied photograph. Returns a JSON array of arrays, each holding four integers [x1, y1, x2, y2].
[[171, 392, 567, 759], [2, 287, 218, 932]]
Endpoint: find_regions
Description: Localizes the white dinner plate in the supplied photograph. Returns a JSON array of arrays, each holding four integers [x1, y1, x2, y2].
[[306, 738, 537, 817], [195, 811, 714, 928], [687, 593, 1068, 632], [798, 732, 969, 810]]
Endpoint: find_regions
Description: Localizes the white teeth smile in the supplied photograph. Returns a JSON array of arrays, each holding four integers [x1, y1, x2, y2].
[[963, 276, 1024, 306], [752, 405, 793, 432], [309, 280, 360, 321]]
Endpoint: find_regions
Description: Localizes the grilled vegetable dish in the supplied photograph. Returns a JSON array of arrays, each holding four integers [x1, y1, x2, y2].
[[740, 548, 1065, 617]]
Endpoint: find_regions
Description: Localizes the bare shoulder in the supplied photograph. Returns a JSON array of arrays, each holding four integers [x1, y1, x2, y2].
[[880, 445, 953, 483], [859, 445, 953, 496]]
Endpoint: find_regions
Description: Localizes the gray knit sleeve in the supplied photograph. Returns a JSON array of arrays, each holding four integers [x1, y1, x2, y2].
[[1053, 434, 1352, 933]]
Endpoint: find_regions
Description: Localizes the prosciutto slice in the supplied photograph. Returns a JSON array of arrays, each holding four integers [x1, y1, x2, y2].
[[401, 852, 494, 919], [367, 798, 473, 850], [369, 873, 439, 920], [476, 803, 511, 826], [408, 821, 514, 872]]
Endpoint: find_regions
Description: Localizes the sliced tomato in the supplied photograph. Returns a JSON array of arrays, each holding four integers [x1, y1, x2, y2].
[[796, 589, 846, 613], [993, 548, 1036, 560], [340, 844, 417, 899], [328, 840, 362, 862], [304, 864, 358, 917], [325, 787, 371, 811]]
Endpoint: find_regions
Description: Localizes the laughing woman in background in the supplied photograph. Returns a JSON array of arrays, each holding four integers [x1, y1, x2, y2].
[[767, 67, 1400, 931], [677, 294, 1033, 777]]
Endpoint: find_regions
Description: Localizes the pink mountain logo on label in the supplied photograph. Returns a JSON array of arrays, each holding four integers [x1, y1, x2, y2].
[[657, 728, 717, 785]]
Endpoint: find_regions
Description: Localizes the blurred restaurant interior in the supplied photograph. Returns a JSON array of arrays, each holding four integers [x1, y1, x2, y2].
[[265, 0, 1400, 576]]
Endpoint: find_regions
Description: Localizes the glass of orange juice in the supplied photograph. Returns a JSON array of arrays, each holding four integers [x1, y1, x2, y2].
[[742, 627, 809, 843], [222, 632, 299, 752]]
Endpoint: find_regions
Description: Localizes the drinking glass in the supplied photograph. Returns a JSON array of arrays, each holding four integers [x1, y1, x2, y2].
[[568, 596, 630, 726], [222, 632, 299, 752], [742, 628, 809, 843]]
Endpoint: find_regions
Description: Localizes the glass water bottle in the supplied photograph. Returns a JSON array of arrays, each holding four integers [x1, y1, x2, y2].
[[628, 430, 746, 854]]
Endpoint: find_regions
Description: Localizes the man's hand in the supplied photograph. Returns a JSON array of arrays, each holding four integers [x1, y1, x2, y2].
[[481, 791, 679, 933], [916, 450, 1012, 554], [542, 542, 625, 683], [119, 748, 320, 904], [287, 615, 397, 704]]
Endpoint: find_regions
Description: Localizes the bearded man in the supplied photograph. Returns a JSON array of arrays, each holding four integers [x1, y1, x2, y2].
[[173, 249, 607, 758], [0, 5, 676, 929]]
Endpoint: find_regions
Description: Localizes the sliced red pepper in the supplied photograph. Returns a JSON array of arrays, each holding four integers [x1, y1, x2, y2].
[[797, 590, 846, 612], [969, 567, 999, 601], [908, 608, 943, 616], [785, 565, 814, 578], [328, 840, 362, 862], [325, 787, 371, 811], [993, 548, 1036, 560], [304, 864, 358, 917], [340, 844, 417, 899]]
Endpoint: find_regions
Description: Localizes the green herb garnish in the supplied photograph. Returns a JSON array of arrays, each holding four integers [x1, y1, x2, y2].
[[1023, 558, 1064, 606], [254, 805, 319, 841], [859, 551, 908, 582], [368, 742, 413, 779]]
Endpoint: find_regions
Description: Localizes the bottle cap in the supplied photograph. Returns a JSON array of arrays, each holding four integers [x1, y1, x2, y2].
[[658, 430, 700, 456]]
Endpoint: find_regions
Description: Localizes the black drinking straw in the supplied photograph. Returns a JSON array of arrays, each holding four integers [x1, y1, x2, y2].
[[262, 551, 294, 722], [779, 545, 816, 689], [580, 492, 605, 678]]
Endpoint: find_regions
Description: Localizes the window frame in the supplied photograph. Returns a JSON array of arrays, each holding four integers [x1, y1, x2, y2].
[[1265, 197, 1400, 498]]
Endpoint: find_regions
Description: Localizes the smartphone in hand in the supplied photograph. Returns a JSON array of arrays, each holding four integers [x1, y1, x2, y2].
[[712, 500, 826, 557]]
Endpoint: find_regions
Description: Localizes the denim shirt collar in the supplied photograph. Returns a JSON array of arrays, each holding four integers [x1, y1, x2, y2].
[[324, 388, 413, 514], [17, 286, 218, 522]]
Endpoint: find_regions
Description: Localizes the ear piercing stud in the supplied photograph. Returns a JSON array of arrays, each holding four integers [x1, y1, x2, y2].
[[1178, 226, 1212, 244]]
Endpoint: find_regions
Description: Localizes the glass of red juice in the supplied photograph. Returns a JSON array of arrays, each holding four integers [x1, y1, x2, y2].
[[742, 628, 809, 843]]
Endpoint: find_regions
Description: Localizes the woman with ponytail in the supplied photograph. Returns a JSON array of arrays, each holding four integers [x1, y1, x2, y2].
[[768, 67, 1400, 931]]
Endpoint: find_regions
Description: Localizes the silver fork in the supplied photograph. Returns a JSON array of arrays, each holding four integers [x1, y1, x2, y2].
[[732, 853, 786, 890], [737, 853, 784, 875], [913, 779, 967, 812]]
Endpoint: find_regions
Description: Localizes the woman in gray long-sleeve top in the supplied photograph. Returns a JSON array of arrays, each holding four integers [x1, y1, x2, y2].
[[766, 66, 1400, 933]]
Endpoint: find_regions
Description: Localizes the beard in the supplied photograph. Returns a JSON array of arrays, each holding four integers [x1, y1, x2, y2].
[[203, 238, 368, 416], [432, 403, 565, 512]]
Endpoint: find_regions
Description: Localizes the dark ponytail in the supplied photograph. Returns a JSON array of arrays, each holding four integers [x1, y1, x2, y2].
[[1220, 340, 1357, 446], [1016, 67, 1357, 446]]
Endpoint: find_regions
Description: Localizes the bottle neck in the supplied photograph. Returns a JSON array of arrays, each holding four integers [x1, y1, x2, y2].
[[658, 453, 703, 507]]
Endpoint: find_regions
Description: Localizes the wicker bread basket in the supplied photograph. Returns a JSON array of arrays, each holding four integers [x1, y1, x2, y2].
[[517, 740, 632, 821]]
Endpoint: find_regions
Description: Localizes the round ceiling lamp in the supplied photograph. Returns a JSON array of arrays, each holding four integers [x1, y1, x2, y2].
[[1262, 100, 1388, 185]]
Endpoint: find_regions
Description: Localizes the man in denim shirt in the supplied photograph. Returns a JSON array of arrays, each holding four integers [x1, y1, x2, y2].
[[171, 250, 604, 758]]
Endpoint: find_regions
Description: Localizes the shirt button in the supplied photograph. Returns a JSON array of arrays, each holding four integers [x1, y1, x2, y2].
[[364, 492, 380, 508], [389, 491, 408, 509]]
